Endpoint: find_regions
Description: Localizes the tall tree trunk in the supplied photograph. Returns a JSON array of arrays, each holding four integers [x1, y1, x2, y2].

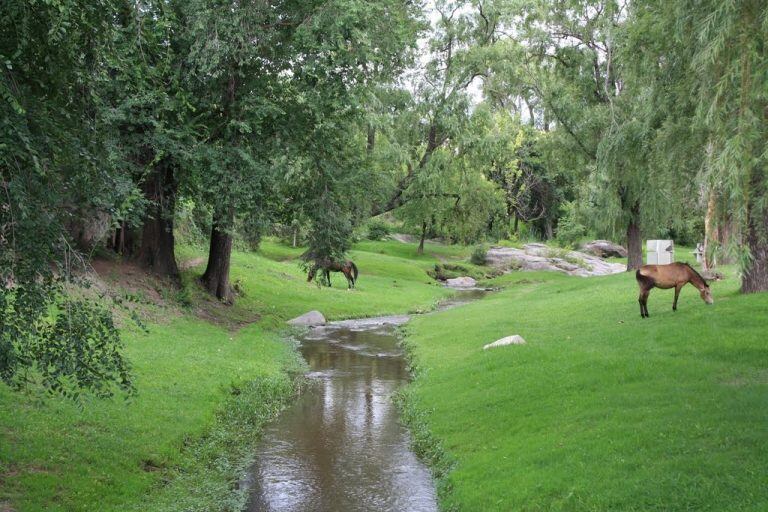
[[136, 160, 179, 278], [544, 218, 554, 240], [626, 203, 643, 270], [741, 190, 768, 293], [703, 187, 717, 270], [201, 206, 234, 303], [417, 221, 427, 255], [111, 220, 135, 256]]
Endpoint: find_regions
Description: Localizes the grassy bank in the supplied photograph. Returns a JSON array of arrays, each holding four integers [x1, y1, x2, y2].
[[0, 238, 455, 511], [401, 265, 768, 511]]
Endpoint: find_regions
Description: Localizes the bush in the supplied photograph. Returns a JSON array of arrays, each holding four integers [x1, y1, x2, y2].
[[366, 219, 391, 241], [555, 201, 587, 246], [470, 244, 488, 266], [428, 263, 503, 281]]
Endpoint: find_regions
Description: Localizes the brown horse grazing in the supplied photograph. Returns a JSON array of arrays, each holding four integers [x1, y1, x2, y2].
[[636, 262, 713, 318], [307, 259, 359, 289]]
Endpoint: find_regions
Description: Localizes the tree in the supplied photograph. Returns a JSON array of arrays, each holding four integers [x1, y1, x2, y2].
[[488, 0, 662, 268], [620, 0, 767, 292], [183, 0, 304, 301], [374, 1, 501, 251], [683, 0, 768, 292], [1, 0, 134, 396]]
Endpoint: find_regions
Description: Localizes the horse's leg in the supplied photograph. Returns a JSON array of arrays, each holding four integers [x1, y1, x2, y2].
[[325, 270, 331, 287], [641, 289, 650, 318], [673, 284, 682, 311], [638, 286, 649, 318]]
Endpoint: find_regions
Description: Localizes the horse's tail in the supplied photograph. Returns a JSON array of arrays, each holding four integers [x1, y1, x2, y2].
[[350, 261, 358, 283]]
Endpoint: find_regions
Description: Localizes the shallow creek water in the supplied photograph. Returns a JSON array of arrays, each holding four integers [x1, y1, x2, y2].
[[244, 289, 487, 512]]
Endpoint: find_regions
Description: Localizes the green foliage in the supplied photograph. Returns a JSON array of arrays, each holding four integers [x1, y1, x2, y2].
[[470, 244, 488, 266], [305, 195, 353, 265], [429, 262, 503, 282], [0, 0, 136, 397], [625, 0, 768, 289], [554, 201, 587, 246], [366, 219, 392, 241], [481, 0, 767, 286], [1, 0, 425, 396], [0, 266, 133, 399], [175, 199, 212, 248]]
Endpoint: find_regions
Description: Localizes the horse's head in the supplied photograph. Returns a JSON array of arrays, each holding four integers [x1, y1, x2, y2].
[[700, 284, 714, 305], [307, 266, 317, 282]]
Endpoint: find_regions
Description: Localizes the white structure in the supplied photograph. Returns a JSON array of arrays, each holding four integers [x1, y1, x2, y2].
[[646, 240, 674, 265], [692, 243, 705, 263]]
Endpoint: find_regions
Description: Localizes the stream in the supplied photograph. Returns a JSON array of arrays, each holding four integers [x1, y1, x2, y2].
[[244, 289, 487, 512]]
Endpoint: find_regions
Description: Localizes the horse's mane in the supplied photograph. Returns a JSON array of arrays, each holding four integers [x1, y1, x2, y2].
[[683, 262, 709, 287]]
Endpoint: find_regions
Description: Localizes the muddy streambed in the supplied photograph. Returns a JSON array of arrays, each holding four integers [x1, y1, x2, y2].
[[244, 289, 487, 512]]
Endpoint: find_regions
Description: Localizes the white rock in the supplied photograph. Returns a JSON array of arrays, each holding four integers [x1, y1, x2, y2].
[[485, 244, 626, 277], [483, 335, 527, 350], [287, 310, 326, 327], [445, 276, 477, 288]]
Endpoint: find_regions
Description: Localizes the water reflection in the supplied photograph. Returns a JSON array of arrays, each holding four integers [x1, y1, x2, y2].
[[246, 316, 437, 512]]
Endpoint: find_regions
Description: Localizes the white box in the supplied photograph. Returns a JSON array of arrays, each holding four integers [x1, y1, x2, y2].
[[647, 240, 674, 265]]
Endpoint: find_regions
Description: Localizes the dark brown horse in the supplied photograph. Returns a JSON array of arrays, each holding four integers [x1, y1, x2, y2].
[[636, 262, 713, 318], [307, 259, 359, 289]]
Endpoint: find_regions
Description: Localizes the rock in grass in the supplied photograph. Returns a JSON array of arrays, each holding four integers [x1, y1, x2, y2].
[[580, 240, 628, 258], [445, 276, 477, 288], [483, 335, 526, 350], [287, 310, 326, 327]]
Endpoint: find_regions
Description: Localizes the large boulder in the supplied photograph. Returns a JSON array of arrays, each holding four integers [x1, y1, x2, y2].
[[580, 240, 628, 258], [287, 310, 326, 327], [486, 244, 626, 277], [445, 276, 477, 288], [483, 335, 526, 350]]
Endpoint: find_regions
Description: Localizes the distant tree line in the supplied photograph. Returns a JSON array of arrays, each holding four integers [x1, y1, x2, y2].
[[369, 0, 766, 292]]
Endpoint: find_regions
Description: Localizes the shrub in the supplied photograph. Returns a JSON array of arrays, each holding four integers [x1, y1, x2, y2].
[[470, 244, 488, 266], [428, 263, 503, 281], [366, 219, 391, 241]]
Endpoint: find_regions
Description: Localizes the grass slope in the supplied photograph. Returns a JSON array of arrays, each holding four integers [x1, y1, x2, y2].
[[0, 238, 454, 511], [402, 267, 768, 511]]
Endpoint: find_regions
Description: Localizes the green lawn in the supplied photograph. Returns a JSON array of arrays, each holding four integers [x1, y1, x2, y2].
[[401, 265, 768, 511], [0, 238, 455, 512]]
